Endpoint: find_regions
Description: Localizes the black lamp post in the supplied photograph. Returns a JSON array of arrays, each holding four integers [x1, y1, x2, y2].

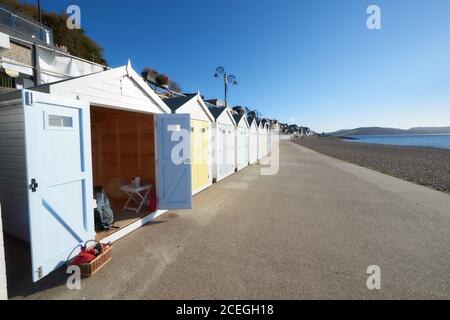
[[214, 67, 238, 107], [37, 0, 42, 25]]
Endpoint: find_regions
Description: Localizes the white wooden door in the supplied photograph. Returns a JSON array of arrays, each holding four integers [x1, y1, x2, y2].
[[156, 114, 192, 209], [223, 125, 234, 177], [217, 126, 226, 178], [23, 90, 94, 282], [249, 128, 257, 164]]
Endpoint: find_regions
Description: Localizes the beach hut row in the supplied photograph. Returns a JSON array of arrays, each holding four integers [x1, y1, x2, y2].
[[0, 63, 278, 283]]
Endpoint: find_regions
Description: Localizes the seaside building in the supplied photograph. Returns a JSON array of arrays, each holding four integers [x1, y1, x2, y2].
[[0, 2, 282, 298], [248, 117, 259, 164], [163, 93, 215, 195], [208, 105, 237, 182], [233, 113, 250, 171], [0, 3, 106, 94]]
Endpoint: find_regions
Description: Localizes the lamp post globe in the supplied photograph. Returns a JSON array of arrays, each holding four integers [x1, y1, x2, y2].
[[214, 67, 238, 107]]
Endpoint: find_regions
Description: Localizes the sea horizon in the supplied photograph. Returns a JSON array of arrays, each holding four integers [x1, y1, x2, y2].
[[346, 134, 450, 150]]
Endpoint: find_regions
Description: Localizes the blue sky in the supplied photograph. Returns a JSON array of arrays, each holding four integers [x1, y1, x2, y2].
[[34, 0, 450, 132]]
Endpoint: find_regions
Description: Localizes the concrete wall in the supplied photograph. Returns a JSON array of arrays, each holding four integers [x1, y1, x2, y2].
[[0, 205, 8, 300]]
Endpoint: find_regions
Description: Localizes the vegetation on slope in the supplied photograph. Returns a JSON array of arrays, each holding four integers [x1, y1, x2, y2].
[[0, 0, 107, 65]]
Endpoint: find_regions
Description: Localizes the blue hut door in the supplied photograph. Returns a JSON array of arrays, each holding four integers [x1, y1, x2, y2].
[[156, 114, 192, 209], [23, 91, 94, 282]]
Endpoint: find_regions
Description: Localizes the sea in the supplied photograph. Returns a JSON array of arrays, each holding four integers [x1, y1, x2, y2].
[[346, 134, 450, 150]]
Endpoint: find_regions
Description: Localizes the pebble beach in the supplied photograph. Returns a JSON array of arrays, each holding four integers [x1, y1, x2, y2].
[[293, 137, 450, 194]]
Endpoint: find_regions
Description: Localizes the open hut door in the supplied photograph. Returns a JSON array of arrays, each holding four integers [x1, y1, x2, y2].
[[22, 90, 94, 282], [156, 114, 192, 209]]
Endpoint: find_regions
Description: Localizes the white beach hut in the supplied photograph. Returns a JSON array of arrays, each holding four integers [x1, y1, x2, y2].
[[248, 117, 258, 164], [233, 114, 250, 171], [268, 120, 280, 155], [0, 63, 194, 283], [262, 119, 271, 156], [257, 119, 265, 160], [265, 121, 270, 156], [164, 94, 214, 195], [208, 106, 237, 182]]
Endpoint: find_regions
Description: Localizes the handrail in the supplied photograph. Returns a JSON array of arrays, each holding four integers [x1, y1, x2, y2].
[[0, 4, 53, 44]]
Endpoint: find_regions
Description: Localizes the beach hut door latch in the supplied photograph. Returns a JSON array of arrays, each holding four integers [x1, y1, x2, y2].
[[36, 267, 43, 279], [30, 179, 39, 192]]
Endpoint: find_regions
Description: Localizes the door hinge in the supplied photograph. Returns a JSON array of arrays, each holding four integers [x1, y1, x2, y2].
[[30, 179, 38, 192], [37, 266, 43, 279], [25, 91, 34, 106]]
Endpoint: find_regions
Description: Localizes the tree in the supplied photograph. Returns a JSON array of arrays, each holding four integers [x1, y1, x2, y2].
[[232, 106, 248, 115], [0, 0, 107, 65], [141, 67, 158, 82], [155, 74, 169, 87], [169, 80, 183, 93], [248, 110, 261, 119], [141, 67, 182, 92], [168, 80, 182, 93]]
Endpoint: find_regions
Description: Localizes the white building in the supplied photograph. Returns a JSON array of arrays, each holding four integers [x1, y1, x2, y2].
[[0, 62, 194, 285], [208, 106, 237, 182], [233, 114, 250, 171], [248, 117, 259, 164]]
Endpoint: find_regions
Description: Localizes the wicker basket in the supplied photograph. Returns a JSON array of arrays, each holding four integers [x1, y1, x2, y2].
[[68, 241, 112, 278]]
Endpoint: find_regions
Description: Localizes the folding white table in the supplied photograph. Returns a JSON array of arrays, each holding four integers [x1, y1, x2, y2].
[[120, 184, 152, 214]]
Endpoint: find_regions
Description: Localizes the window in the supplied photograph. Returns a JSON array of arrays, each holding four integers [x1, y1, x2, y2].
[[0, 72, 15, 89], [168, 124, 181, 132], [48, 115, 73, 128]]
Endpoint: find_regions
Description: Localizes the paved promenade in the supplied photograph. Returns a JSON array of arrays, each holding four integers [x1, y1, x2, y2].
[[13, 141, 450, 299]]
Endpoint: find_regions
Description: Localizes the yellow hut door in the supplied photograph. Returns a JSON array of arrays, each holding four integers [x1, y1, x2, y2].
[[197, 121, 210, 188], [192, 120, 210, 193], [191, 120, 199, 191]]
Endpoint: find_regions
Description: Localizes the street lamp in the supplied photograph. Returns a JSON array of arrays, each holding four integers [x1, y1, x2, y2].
[[214, 66, 238, 107], [37, 0, 42, 25]]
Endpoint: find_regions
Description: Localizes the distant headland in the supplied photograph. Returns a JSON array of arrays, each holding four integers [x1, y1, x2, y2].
[[328, 127, 450, 136]]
